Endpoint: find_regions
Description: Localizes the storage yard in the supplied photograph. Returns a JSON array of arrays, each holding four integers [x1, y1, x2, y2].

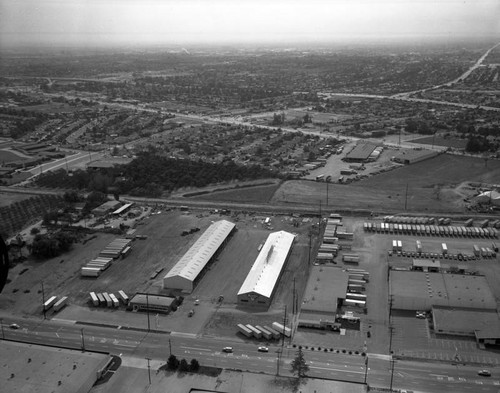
[[2, 204, 500, 361]]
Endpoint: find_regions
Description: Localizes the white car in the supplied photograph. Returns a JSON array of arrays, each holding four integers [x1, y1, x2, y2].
[[415, 311, 426, 319], [9, 323, 20, 329], [258, 346, 269, 352], [222, 347, 233, 353]]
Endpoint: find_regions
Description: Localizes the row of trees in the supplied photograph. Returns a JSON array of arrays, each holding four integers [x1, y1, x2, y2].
[[165, 348, 309, 379]]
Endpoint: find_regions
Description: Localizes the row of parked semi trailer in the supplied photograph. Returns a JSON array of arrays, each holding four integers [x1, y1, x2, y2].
[[237, 322, 291, 340], [89, 291, 129, 308], [365, 222, 498, 238]]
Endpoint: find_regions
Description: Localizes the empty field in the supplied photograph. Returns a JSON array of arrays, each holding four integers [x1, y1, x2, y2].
[[0, 149, 27, 163], [408, 136, 467, 149], [272, 154, 500, 213]]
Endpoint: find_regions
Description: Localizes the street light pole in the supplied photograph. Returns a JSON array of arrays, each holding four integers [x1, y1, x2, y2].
[[169, 338, 172, 356], [0, 319, 4, 339], [364, 356, 369, 385]]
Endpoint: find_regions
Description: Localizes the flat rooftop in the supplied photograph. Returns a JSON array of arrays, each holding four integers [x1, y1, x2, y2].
[[0, 340, 110, 393], [391, 271, 497, 310], [301, 266, 349, 314], [432, 306, 500, 337], [345, 142, 378, 161]]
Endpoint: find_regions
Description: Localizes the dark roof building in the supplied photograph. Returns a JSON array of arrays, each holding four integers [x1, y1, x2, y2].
[[344, 142, 378, 162]]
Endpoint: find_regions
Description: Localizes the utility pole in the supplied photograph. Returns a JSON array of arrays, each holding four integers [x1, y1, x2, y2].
[[146, 293, 150, 332], [292, 278, 296, 315], [389, 358, 395, 392], [364, 355, 369, 384], [41, 281, 46, 320], [169, 338, 172, 356], [146, 357, 152, 385], [319, 200, 322, 227], [326, 181, 329, 206], [308, 230, 312, 265], [282, 305, 287, 349], [0, 319, 4, 339]]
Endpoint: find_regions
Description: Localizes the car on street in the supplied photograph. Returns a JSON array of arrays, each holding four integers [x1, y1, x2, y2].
[[9, 323, 20, 329], [415, 311, 426, 319], [222, 347, 233, 353], [478, 370, 491, 377], [258, 346, 269, 352]]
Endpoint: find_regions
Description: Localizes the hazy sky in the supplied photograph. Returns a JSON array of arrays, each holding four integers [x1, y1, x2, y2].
[[1, 0, 499, 47]]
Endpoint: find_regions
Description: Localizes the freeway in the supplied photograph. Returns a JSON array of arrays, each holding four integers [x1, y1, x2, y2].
[[1, 316, 499, 392]]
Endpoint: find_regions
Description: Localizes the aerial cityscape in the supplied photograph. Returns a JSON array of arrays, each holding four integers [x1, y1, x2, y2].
[[0, 1, 499, 392]]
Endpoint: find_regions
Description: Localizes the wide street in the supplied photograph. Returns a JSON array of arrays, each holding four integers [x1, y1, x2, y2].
[[1, 315, 499, 392]]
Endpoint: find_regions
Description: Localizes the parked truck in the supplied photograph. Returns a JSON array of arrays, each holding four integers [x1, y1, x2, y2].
[[255, 325, 273, 340], [441, 243, 448, 255], [109, 293, 120, 308], [237, 323, 253, 338], [416, 240, 422, 254], [53, 296, 68, 312], [272, 322, 291, 337], [102, 292, 113, 307], [264, 325, 281, 340], [43, 296, 58, 311], [90, 292, 99, 306], [246, 324, 262, 339], [343, 254, 360, 264]]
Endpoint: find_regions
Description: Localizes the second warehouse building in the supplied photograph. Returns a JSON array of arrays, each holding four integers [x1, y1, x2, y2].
[[237, 230, 295, 308]]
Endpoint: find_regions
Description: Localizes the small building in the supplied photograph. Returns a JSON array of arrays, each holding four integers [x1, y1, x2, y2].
[[92, 200, 122, 216], [391, 149, 439, 165], [412, 258, 441, 272], [129, 293, 176, 314]]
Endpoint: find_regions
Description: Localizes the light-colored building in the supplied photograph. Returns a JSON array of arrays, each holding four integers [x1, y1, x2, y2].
[[129, 293, 176, 314], [237, 230, 295, 308], [163, 220, 236, 293]]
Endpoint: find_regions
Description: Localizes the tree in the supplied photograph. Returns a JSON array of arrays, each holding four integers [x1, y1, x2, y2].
[[189, 359, 200, 372], [178, 359, 189, 372], [167, 354, 179, 370], [290, 348, 309, 378]]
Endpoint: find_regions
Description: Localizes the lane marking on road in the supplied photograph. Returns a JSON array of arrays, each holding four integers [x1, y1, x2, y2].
[[180, 346, 211, 352], [309, 365, 363, 374]]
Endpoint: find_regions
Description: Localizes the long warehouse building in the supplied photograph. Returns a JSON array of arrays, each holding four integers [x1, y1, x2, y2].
[[163, 220, 236, 293], [237, 230, 295, 308]]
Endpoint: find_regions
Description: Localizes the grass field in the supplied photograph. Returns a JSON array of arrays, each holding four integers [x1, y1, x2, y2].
[[408, 136, 467, 149], [272, 154, 500, 213], [0, 149, 27, 163], [189, 183, 281, 203], [0, 192, 32, 208]]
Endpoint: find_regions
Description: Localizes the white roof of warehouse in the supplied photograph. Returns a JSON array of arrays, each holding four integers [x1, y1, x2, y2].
[[238, 230, 295, 298], [164, 220, 235, 282]]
